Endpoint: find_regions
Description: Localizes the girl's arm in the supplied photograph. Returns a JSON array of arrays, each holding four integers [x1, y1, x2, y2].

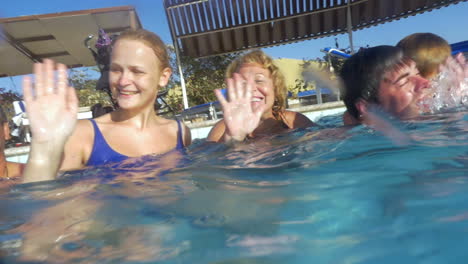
[[22, 60, 79, 183]]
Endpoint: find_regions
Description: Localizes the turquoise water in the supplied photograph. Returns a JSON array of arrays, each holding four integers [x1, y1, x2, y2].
[[1, 107, 468, 263]]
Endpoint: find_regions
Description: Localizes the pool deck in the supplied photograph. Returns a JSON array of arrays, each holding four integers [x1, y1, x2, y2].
[[5, 101, 346, 163]]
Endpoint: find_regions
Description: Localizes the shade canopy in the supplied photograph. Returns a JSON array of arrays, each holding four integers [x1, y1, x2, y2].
[[164, 0, 467, 58], [451, 40, 468, 56], [0, 6, 142, 77]]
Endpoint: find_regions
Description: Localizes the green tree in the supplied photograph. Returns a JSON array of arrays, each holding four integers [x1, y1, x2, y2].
[[182, 53, 238, 106], [0, 88, 22, 121], [68, 68, 112, 108], [166, 45, 239, 110], [165, 84, 184, 112]]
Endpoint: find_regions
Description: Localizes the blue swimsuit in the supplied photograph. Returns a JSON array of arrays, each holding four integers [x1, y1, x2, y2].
[[86, 119, 185, 166]]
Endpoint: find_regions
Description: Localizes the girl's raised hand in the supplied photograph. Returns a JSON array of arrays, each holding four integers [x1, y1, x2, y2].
[[22, 59, 78, 145]]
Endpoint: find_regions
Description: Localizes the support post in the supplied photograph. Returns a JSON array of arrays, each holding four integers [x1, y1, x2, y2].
[[164, 5, 189, 109], [346, 1, 355, 54]]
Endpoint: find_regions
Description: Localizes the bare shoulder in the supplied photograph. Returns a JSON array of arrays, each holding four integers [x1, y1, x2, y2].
[[92, 112, 113, 125], [68, 119, 94, 143], [206, 119, 226, 142], [69, 119, 94, 145], [155, 117, 192, 147], [61, 119, 95, 170], [177, 119, 192, 147], [283, 110, 316, 129]]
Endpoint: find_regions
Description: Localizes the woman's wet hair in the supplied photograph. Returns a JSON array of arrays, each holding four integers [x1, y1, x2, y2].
[[115, 29, 171, 71], [226, 50, 287, 118], [397, 33, 451, 79], [340, 45, 412, 119]]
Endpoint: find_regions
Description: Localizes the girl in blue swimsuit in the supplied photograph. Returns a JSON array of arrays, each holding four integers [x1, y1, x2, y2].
[[22, 29, 191, 183]]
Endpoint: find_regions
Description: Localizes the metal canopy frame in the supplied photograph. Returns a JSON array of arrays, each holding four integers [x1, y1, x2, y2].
[[164, 0, 467, 109], [165, 0, 466, 58], [0, 6, 142, 77]]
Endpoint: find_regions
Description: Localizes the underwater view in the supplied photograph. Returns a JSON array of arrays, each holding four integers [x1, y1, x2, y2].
[[1, 107, 468, 264]]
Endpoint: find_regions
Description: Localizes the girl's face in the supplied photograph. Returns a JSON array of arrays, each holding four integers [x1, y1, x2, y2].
[[237, 63, 275, 117], [109, 39, 171, 110]]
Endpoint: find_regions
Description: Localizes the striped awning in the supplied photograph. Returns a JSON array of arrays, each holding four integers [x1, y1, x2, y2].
[[164, 0, 467, 58], [0, 6, 142, 77]]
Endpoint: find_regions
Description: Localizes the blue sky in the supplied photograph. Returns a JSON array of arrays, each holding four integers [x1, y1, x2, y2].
[[1, 0, 468, 93]]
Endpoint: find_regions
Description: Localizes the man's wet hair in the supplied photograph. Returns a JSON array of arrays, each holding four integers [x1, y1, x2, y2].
[[340, 45, 412, 119]]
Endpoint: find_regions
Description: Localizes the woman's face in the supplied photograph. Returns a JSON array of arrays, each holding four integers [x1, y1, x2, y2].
[[378, 61, 430, 119], [237, 63, 275, 117], [109, 39, 171, 110]]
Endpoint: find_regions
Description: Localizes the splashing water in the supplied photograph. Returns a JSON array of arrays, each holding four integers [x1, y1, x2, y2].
[[420, 68, 468, 113]]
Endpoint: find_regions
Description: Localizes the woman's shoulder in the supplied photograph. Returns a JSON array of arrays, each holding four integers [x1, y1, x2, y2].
[[64, 119, 95, 150], [92, 112, 114, 124], [62, 119, 95, 167], [177, 119, 192, 147], [282, 110, 316, 129], [206, 119, 226, 142], [155, 117, 192, 147], [155, 117, 182, 130], [73, 119, 95, 136]]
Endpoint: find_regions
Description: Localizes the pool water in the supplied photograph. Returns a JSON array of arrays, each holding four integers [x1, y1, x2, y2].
[[1, 107, 468, 264]]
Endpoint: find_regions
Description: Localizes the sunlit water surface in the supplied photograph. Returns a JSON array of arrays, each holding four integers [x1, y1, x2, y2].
[[1, 107, 468, 264]]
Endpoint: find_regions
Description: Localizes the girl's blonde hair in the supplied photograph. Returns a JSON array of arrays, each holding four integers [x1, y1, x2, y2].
[[226, 50, 287, 119], [115, 29, 171, 71]]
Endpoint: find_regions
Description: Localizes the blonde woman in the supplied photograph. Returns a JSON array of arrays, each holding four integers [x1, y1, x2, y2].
[[207, 50, 315, 143], [22, 29, 191, 183]]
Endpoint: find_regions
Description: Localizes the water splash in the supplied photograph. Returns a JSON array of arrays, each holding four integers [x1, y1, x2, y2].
[[419, 67, 468, 113]]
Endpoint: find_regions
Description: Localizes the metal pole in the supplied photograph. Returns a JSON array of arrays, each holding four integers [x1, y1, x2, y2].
[[346, 1, 355, 54], [164, 3, 190, 109], [175, 47, 189, 109], [316, 87, 323, 104], [129, 10, 138, 29]]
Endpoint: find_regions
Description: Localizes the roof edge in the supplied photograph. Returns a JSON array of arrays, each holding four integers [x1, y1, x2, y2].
[[0, 5, 137, 23]]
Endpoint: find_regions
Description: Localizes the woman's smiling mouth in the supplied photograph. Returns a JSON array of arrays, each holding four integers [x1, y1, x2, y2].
[[119, 90, 139, 96]]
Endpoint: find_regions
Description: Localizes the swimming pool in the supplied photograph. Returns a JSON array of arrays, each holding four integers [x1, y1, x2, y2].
[[1, 107, 468, 263]]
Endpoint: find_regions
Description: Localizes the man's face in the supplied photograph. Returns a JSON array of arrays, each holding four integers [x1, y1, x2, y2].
[[377, 61, 430, 119]]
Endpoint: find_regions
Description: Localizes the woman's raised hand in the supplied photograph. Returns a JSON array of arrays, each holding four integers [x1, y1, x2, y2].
[[215, 73, 266, 142], [22, 59, 78, 145]]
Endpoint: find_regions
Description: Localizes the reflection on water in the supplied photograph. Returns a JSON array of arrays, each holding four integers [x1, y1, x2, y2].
[[1, 108, 468, 263]]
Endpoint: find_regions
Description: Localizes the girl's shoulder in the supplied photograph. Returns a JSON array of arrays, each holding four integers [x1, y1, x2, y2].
[[73, 119, 96, 138], [154, 117, 192, 147]]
